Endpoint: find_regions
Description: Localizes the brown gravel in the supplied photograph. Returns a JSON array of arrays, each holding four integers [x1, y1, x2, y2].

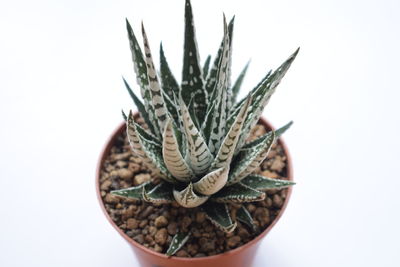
[[100, 120, 290, 257]]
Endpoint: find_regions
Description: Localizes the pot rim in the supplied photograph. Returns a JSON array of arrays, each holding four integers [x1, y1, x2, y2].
[[96, 114, 293, 262]]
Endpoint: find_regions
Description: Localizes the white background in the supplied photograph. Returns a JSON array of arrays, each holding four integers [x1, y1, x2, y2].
[[1, 0, 399, 266]]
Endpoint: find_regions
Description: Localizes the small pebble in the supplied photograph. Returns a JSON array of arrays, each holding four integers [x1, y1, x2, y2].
[[105, 193, 120, 204], [181, 216, 192, 229], [167, 222, 177, 235], [154, 244, 163, 253], [148, 226, 157, 236], [195, 212, 206, 223], [117, 168, 134, 180], [133, 234, 144, 244], [273, 194, 283, 208], [126, 218, 138, 229], [227, 236, 241, 248], [155, 228, 168, 245], [139, 219, 148, 228], [100, 180, 112, 191], [154, 216, 168, 228], [134, 173, 151, 185], [176, 250, 189, 257]]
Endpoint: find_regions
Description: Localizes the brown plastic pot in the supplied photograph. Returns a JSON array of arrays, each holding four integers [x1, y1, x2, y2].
[[96, 113, 293, 267]]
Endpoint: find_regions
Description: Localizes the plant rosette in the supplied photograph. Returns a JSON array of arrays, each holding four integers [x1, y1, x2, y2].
[[97, 115, 293, 267], [96, 0, 298, 266]]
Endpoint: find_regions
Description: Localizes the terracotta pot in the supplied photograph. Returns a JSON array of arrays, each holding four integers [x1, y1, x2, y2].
[[96, 114, 293, 267]]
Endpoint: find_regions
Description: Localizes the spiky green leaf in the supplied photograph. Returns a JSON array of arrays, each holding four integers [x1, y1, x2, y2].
[[211, 96, 252, 170], [166, 232, 191, 256], [143, 182, 174, 203], [129, 113, 176, 183], [211, 183, 265, 203], [202, 202, 236, 233], [241, 121, 293, 151], [225, 17, 235, 114], [162, 92, 187, 157], [181, 0, 207, 121], [202, 55, 211, 80], [241, 174, 295, 191], [173, 183, 209, 208], [188, 95, 201, 130], [126, 111, 165, 179], [230, 61, 250, 106], [200, 100, 216, 145], [235, 48, 299, 151], [122, 78, 156, 135], [228, 69, 272, 122], [160, 43, 180, 100], [110, 181, 151, 200], [207, 18, 230, 155], [141, 23, 168, 135], [126, 19, 160, 138], [228, 131, 275, 185], [134, 119, 161, 146], [162, 92, 180, 131], [275, 121, 293, 138], [179, 97, 213, 175], [236, 206, 257, 232], [122, 109, 127, 121], [205, 16, 235, 97], [162, 119, 193, 182], [193, 166, 229, 195]]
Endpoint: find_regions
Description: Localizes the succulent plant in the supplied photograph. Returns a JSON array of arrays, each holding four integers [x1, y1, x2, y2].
[[112, 0, 298, 255]]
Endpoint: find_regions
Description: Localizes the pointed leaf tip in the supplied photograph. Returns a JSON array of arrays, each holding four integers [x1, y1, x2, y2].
[[166, 232, 190, 256], [173, 183, 209, 208], [275, 121, 293, 137]]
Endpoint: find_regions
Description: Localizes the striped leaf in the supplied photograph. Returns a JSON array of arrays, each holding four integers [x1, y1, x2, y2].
[[202, 55, 211, 80], [200, 100, 216, 145], [205, 16, 235, 97], [226, 70, 272, 142], [126, 19, 160, 138], [179, 97, 213, 175], [133, 115, 161, 145], [230, 61, 250, 107], [166, 232, 190, 256], [228, 69, 271, 120], [193, 166, 229, 195], [188, 95, 201, 130], [228, 131, 275, 185], [122, 78, 156, 135], [236, 206, 257, 232], [141, 23, 168, 135], [162, 119, 193, 182], [162, 91, 180, 131], [211, 96, 252, 170], [110, 181, 151, 200], [173, 183, 209, 208], [126, 111, 165, 179], [207, 18, 230, 155], [163, 92, 187, 157], [241, 121, 293, 150], [235, 48, 299, 151], [127, 112, 176, 183], [211, 183, 265, 203], [224, 17, 235, 115], [241, 174, 295, 191], [143, 182, 174, 203], [160, 43, 180, 100], [181, 0, 207, 121], [202, 202, 236, 233]]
